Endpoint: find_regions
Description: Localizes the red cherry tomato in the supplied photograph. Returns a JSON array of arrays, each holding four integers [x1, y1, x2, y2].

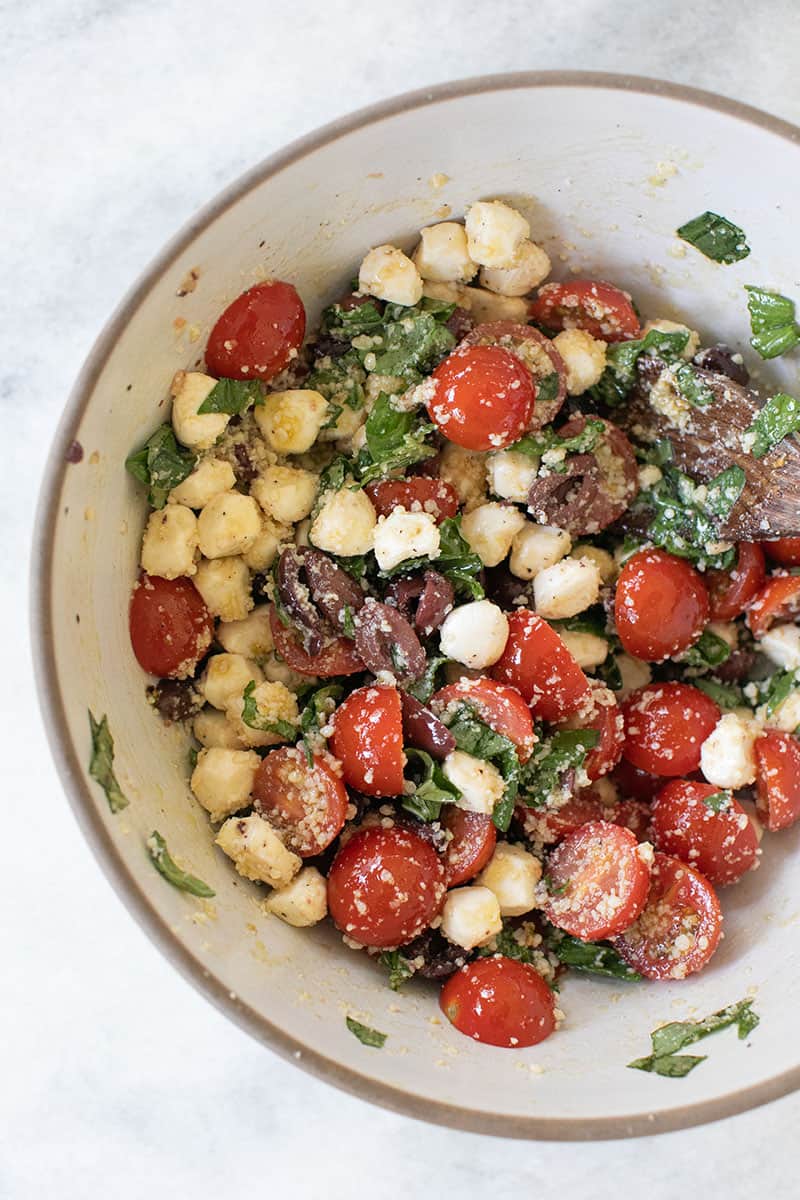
[[431, 676, 537, 763], [614, 852, 722, 980], [544, 821, 651, 940], [516, 791, 609, 845], [129, 574, 213, 678], [622, 683, 720, 777], [764, 537, 800, 566], [252, 746, 348, 856], [612, 758, 663, 802], [205, 280, 306, 381], [439, 957, 556, 1048], [365, 477, 458, 524], [651, 779, 759, 886], [529, 279, 640, 343], [747, 575, 800, 638], [491, 610, 591, 722], [706, 542, 766, 621], [459, 321, 568, 430], [610, 798, 654, 842], [557, 684, 624, 780], [427, 344, 535, 450], [330, 685, 404, 797], [327, 825, 446, 947], [268, 607, 363, 677], [615, 549, 709, 662], [755, 730, 800, 831], [440, 807, 497, 886]]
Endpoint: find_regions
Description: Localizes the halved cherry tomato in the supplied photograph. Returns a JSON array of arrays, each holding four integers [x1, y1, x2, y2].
[[612, 758, 663, 802], [205, 280, 306, 381], [557, 684, 624, 780], [459, 321, 568, 429], [755, 730, 800, 831], [615, 549, 709, 662], [427, 344, 535, 450], [516, 791, 609, 846], [440, 807, 497, 885], [252, 746, 348, 856], [764, 537, 800, 566], [365, 477, 458, 524], [706, 542, 766, 621], [621, 683, 720, 777], [330, 685, 404, 797], [651, 779, 759, 885], [747, 575, 800, 638], [614, 852, 722, 980], [439, 957, 556, 1048], [491, 610, 591, 722], [610, 798, 654, 842], [269, 607, 363, 677], [529, 279, 640, 343], [544, 821, 651, 940], [129, 574, 213, 678], [431, 676, 537, 762], [327, 825, 446, 947]]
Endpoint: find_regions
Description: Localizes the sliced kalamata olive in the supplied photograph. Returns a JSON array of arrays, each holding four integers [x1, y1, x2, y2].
[[483, 563, 534, 610], [694, 344, 749, 386], [446, 306, 474, 341], [354, 598, 427, 681], [147, 678, 203, 724], [401, 692, 456, 759], [402, 927, 469, 979], [338, 291, 382, 313], [712, 646, 756, 684], [415, 571, 455, 637], [276, 547, 331, 654], [384, 575, 425, 622], [527, 416, 637, 536], [232, 442, 258, 483], [303, 549, 366, 631]]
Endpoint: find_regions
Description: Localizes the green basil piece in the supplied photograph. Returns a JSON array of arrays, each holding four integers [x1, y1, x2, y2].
[[511, 416, 605, 460], [745, 286, 800, 359], [673, 362, 714, 408], [378, 950, 415, 991], [702, 790, 733, 813], [401, 748, 461, 822], [629, 1053, 707, 1078], [547, 932, 642, 981], [590, 328, 689, 407], [676, 211, 750, 264], [679, 628, 732, 670], [518, 729, 600, 809], [744, 391, 800, 458], [628, 997, 759, 1078], [345, 1017, 387, 1048], [443, 702, 521, 831], [125, 423, 197, 509], [88, 711, 128, 813], [240, 680, 298, 739], [197, 378, 263, 415], [694, 678, 744, 709], [357, 393, 436, 485], [146, 831, 215, 897]]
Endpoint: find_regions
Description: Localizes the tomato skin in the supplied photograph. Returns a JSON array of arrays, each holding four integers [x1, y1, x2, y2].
[[707, 542, 766, 621], [651, 779, 759, 886], [439, 957, 556, 1048], [747, 575, 800, 638], [491, 610, 591, 722], [516, 791, 608, 845], [557, 684, 624, 780], [612, 758, 663, 802], [431, 676, 536, 762], [268, 607, 363, 677], [205, 280, 306, 381], [544, 821, 650, 940], [614, 852, 722, 980], [330, 685, 404, 797], [755, 730, 800, 831], [621, 683, 720, 777], [327, 825, 446, 947], [529, 279, 640, 343], [427, 344, 535, 450], [252, 747, 348, 856], [615, 549, 709, 662], [764, 537, 800, 566], [440, 808, 497, 885], [365, 477, 458, 524], [129, 574, 213, 678], [459, 321, 568, 429]]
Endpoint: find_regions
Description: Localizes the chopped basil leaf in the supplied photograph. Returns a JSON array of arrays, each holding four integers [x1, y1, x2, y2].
[[307, 350, 366, 413], [512, 416, 605, 460], [676, 211, 750, 264], [321, 300, 384, 339], [628, 997, 759, 1077], [590, 328, 688, 407], [758, 669, 798, 717], [629, 1053, 706, 1078], [241, 680, 298, 739], [703, 790, 733, 813], [402, 748, 461, 822], [694, 677, 744, 709], [88, 711, 129, 813], [745, 286, 800, 359], [125, 423, 197, 509], [551, 608, 608, 638], [405, 656, 453, 704], [705, 465, 746, 519], [475, 922, 545, 967], [519, 729, 600, 809], [636, 437, 674, 467], [642, 464, 741, 569], [358, 304, 456, 384], [378, 949, 415, 990], [678, 628, 732, 670], [197, 378, 262, 415], [357, 393, 436, 484], [188, 745, 198, 772], [536, 371, 560, 403], [299, 683, 343, 736], [672, 362, 714, 408], [345, 1016, 387, 1048], [316, 455, 350, 500], [547, 930, 641, 980], [146, 830, 215, 897], [595, 652, 623, 692], [443, 702, 521, 831], [744, 391, 800, 458]]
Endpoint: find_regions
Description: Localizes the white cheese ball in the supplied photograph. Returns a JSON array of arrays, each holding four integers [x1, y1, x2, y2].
[[700, 712, 760, 789], [460, 502, 526, 568], [559, 630, 609, 670], [310, 487, 377, 557], [216, 813, 301, 888], [171, 372, 229, 450], [242, 518, 290, 571], [169, 457, 236, 508], [552, 328, 607, 395], [197, 491, 262, 559], [264, 866, 328, 927], [465, 200, 530, 268], [477, 842, 542, 917], [637, 464, 663, 491], [194, 556, 253, 622], [140, 504, 198, 579], [616, 653, 652, 699], [533, 555, 601, 619], [439, 442, 488, 511], [642, 318, 700, 360], [440, 886, 503, 950], [443, 750, 506, 814], [226, 679, 300, 749], [191, 747, 260, 822], [763, 689, 800, 733], [439, 600, 510, 669], [486, 450, 539, 503], [422, 280, 468, 306], [358, 244, 423, 307], [199, 653, 262, 711], [459, 286, 530, 324], [252, 466, 318, 526], [412, 222, 477, 284], [509, 523, 571, 581], [217, 604, 274, 660], [373, 508, 440, 572], [479, 239, 551, 296], [254, 389, 329, 455], [760, 624, 800, 671], [570, 543, 616, 584], [193, 706, 249, 750]]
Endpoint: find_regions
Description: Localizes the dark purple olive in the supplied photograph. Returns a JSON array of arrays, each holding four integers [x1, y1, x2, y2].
[[147, 678, 203, 724], [354, 599, 426, 681], [713, 646, 756, 684], [483, 563, 533, 610], [232, 441, 258, 483], [414, 571, 454, 637], [402, 928, 469, 979], [446, 305, 474, 341], [384, 575, 425, 622], [276, 548, 331, 654], [303, 549, 366, 631], [400, 692, 456, 759], [694, 344, 750, 386]]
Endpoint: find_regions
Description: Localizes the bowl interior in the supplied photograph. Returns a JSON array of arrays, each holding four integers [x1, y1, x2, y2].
[[36, 75, 800, 1138]]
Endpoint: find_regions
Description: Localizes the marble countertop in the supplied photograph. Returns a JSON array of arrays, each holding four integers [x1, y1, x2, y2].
[[6, 0, 800, 1194]]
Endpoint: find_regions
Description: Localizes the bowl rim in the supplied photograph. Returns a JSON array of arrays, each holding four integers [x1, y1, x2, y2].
[[31, 69, 800, 1141]]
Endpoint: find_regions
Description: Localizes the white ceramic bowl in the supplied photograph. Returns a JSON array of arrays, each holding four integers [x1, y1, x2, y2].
[[33, 72, 800, 1139]]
